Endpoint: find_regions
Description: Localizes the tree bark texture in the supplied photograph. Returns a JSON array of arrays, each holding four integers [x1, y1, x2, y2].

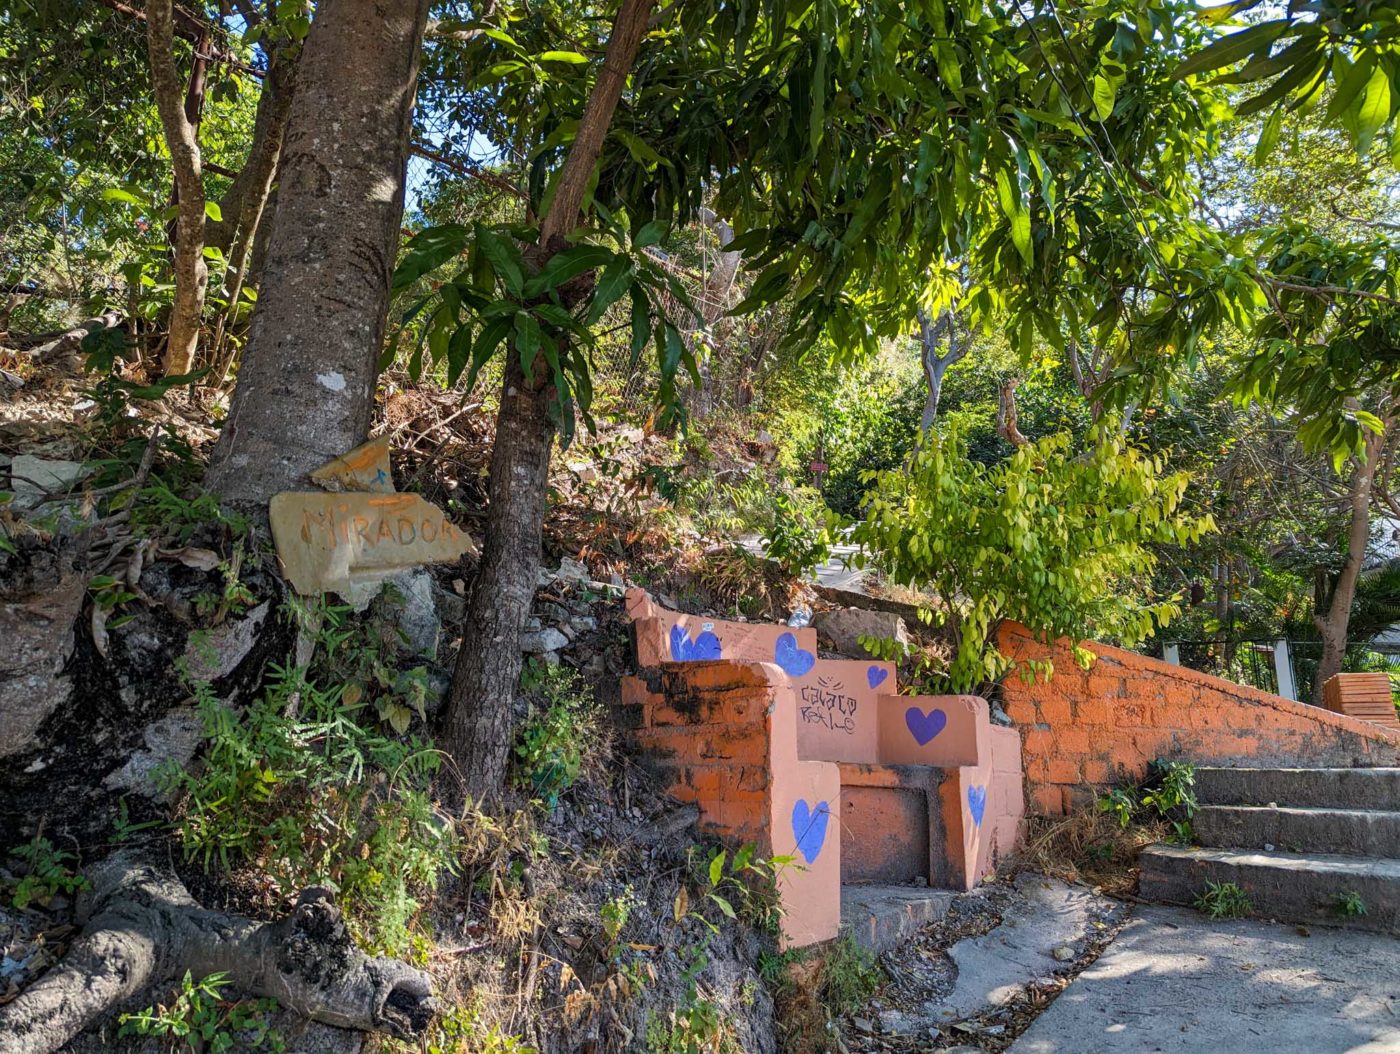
[[441, 352, 558, 798], [1313, 427, 1386, 701], [442, 0, 655, 800], [0, 853, 436, 1054], [204, 0, 430, 504], [146, 0, 208, 376]]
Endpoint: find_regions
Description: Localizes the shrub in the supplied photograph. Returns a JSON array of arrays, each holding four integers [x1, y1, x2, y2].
[[514, 661, 603, 806], [1336, 890, 1368, 918], [818, 934, 883, 1014], [117, 971, 280, 1053], [160, 607, 455, 957], [853, 423, 1215, 692]]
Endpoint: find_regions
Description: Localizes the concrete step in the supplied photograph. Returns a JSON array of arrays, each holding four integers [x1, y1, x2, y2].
[[840, 884, 955, 954], [1139, 844, 1400, 933], [1194, 766, 1400, 810], [1195, 804, 1400, 857]]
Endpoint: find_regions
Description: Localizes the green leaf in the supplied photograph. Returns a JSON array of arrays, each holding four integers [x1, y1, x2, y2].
[[1253, 108, 1283, 164], [708, 893, 736, 919], [101, 187, 147, 207], [628, 286, 650, 369], [708, 850, 726, 888], [392, 225, 469, 293], [587, 256, 633, 324], [522, 244, 615, 299], [660, 323, 685, 380], [1172, 20, 1288, 82], [538, 50, 588, 64], [203, 201, 222, 222], [1091, 73, 1117, 120], [1353, 67, 1392, 153], [446, 325, 471, 387], [634, 220, 667, 249], [477, 228, 525, 297]]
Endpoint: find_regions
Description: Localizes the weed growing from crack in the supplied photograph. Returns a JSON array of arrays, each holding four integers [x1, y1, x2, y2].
[[1195, 880, 1252, 920]]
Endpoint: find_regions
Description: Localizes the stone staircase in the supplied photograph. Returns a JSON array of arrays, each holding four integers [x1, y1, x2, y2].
[[1140, 766, 1400, 933]]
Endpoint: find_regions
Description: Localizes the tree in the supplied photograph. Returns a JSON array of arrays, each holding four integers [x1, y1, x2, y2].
[[853, 423, 1214, 692], [145, 0, 208, 376], [387, 0, 1225, 797], [205, 0, 432, 503]]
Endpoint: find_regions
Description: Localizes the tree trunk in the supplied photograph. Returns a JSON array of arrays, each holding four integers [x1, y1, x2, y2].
[[441, 353, 557, 797], [207, 45, 301, 388], [146, 0, 208, 376], [996, 377, 1029, 448], [441, 0, 655, 801], [204, 0, 430, 504], [1313, 428, 1385, 702], [916, 306, 969, 432], [207, 47, 299, 261]]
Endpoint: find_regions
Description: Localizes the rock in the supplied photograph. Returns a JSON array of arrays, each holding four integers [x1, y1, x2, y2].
[[787, 606, 812, 628], [182, 601, 271, 682], [103, 709, 205, 799], [385, 569, 441, 659], [308, 435, 395, 493], [522, 627, 569, 654], [1052, 944, 1076, 962], [430, 578, 466, 627], [812, 607, 909, 659], [852, 1017, 875, 1034], [570, 615, 598, 633], [9, 455, 90, 510], [554, 556, 591, 583], [0, 574, 84, 760]]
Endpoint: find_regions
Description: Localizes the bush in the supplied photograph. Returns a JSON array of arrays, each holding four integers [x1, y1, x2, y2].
[[514, 661, 604, 806], [853, 423, 1215, 692], [161, 606, 454, 957]]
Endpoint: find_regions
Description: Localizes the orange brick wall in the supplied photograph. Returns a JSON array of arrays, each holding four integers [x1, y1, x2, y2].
[[997, 622, 1400, 816], [622, 662, 778, 846]]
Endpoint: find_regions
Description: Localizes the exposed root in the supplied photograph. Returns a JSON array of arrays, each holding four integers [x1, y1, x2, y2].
[[0, 850, 438, 1054]]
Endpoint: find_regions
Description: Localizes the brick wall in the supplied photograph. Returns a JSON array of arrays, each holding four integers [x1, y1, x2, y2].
[[997, 622, 1400, 816]]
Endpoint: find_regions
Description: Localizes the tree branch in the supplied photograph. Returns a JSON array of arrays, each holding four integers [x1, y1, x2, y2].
[[537, 0, 655, 245], [411, 141, 529, 203]]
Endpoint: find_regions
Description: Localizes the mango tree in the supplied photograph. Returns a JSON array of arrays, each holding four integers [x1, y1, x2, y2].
[[390, 0, 1224, 797]]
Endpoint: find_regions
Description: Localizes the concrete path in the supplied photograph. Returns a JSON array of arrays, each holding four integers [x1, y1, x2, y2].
[[1010, 906, 1400, 1054], [739, 533, 868, 592]]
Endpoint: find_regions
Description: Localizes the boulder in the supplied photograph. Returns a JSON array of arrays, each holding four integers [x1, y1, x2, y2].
[[812, 607, 909, 659]]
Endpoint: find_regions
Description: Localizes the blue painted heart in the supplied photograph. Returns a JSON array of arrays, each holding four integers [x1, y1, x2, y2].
[[904, 706, 947, 746], [774, 632, 816, 677], [967, 784, 987, 828], [791, 799, 831, 864], [866, 665, 889, 689], [670, 624, 721, 662]]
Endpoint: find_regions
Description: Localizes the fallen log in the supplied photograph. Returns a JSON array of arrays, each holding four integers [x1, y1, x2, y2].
[[0, 851, 438, 1054]]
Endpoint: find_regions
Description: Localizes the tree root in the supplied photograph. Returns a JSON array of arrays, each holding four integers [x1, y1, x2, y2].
[[0, 851, 438, 1054]]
